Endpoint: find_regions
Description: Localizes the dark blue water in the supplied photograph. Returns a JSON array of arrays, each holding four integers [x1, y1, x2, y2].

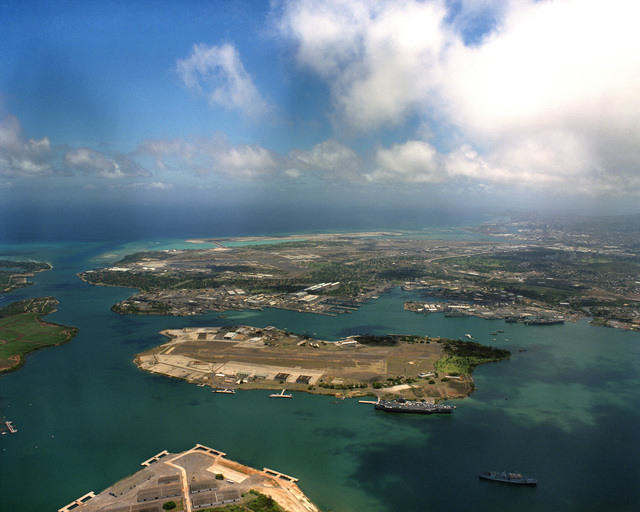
[[1, 235, 639, 511], [0, 201, 496, 243]]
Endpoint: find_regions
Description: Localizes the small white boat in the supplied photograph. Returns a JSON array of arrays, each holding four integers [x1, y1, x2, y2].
[[214, 388, 236, 394], [269, 389, 293, 398]]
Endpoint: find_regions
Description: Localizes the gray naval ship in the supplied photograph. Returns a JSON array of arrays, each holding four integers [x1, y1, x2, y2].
[[479, 471, 538, 485], [374, 397, 455, 414]]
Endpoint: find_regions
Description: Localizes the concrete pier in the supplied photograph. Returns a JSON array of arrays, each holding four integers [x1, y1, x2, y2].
[[57, 491, 95, 512], [141, 450, 169, 466], [263, 468, 299, 483]]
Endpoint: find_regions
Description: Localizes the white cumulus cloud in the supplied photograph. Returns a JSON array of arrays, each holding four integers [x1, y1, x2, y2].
[[63, 148, 150, 179], [277, 0, 640, 195], [115, 181, 175, 191], [0, 115, 54, 177], [279, 0, 450, 130], [177, 43, 270, 116], [137, 135, 280, 180], [369, 140, 442, 183], [288, 140, 362, 180]]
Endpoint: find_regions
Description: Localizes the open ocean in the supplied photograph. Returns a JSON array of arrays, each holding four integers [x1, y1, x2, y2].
[[1, 211, 639, 511]]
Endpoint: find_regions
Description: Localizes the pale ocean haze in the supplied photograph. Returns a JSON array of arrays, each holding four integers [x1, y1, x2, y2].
[[0, 200, 493, 242]]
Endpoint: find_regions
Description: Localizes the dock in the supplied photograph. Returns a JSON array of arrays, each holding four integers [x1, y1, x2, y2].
[[193, 444, 226, 457], [141, 450, 169, 467], [57, 492, 95, 512], [269, 389, 293, 398], [263, 468, 299, 483]]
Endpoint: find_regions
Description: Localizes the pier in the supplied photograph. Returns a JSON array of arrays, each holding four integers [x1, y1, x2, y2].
[[263, 468, 299, 483], [193, 443, 226, 456], [57, 492, 95, 512], [269, 388, 293, 398], [141, 450, 169, 466]]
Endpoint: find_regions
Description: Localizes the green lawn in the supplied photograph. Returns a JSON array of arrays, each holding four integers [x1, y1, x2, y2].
[[199, 490, 286, 512]]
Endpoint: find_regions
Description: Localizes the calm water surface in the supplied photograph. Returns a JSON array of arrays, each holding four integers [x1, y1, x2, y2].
[[0, 238, 639, 512]]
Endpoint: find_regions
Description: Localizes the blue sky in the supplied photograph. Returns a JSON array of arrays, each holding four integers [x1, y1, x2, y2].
[[2, 0, 640, 225]]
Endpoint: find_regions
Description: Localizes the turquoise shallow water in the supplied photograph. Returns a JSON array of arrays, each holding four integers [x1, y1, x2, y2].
[[1, 239, 639, 511]]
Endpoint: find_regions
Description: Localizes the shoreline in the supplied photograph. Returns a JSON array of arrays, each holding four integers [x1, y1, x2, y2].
[[185, 231, 404, 245]]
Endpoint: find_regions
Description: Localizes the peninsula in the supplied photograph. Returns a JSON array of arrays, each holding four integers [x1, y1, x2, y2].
[[135, 325, 509, 400], [59, 444, 318, 512], [0, 259, 52, 294], [0, 297, 78, 373]]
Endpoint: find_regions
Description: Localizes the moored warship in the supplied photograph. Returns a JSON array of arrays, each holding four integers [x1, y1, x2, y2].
[[374, 397, 455, 414], [479, 471, 537, 485]]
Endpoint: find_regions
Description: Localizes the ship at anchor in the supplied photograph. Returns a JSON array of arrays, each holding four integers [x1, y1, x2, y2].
[[479, 471, 537, 485]]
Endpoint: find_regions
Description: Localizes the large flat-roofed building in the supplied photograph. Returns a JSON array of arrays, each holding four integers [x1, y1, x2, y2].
[[136, 483, 182, 502], [189, 480, 218, 494], [104, 504, 162, 512], [157, 475, 180, 485], [191, 490, 242, 509], [132, 505, 163, 512]]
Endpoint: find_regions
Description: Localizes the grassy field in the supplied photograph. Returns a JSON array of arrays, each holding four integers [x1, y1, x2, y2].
[[0, 297, 78, 373], [202, 490, 286, 512], [434, 340, 510, 375]]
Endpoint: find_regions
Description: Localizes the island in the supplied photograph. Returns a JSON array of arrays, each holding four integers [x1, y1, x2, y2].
[[134, 325, 509, 400], [59, 444, 318, 512], [0, 297, 78, 373], [78, 214, 640, 331]]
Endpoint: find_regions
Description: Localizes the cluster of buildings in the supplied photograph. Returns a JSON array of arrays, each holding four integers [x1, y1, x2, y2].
[[114, 281, 351, 317], [59, 444, 316, 512]]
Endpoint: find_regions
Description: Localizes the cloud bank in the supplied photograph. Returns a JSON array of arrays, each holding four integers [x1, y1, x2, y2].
[[63, 148, 150, 179], [278, 0, 640, 194], [137, 135, 280, 180], [0, 114, 150, 181], [3, 0, 640, 203]]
